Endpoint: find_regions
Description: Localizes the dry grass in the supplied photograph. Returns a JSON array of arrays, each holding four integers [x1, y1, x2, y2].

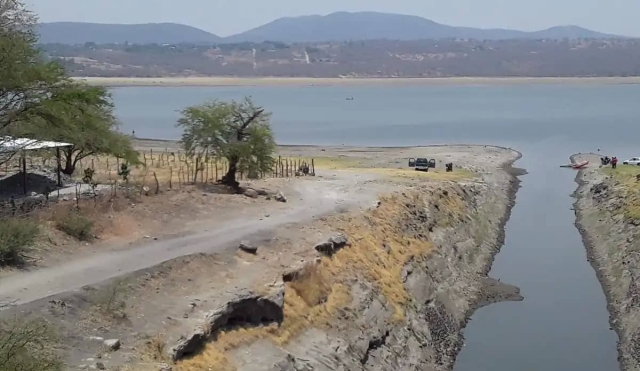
[[176, 187, 467, 371], [603, 165, 640, 219], [309, 156, 363, 170], [361, 167, 475, 181], [38, 195, 135, 241], [304, 155, 476, 181], [325, 192, 435, 320], [178, 266, 351, 371]]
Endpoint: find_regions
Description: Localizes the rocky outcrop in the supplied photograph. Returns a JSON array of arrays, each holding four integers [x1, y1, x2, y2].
[[168, 283, 285, 361], [574, 163, 640, 370]]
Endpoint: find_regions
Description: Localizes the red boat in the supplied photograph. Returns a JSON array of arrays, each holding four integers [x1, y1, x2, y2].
[[572, 160, 589, 169]]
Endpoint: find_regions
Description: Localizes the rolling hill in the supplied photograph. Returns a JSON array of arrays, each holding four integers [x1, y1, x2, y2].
[[225, 12, 619, 43], [37, 12, 621, 45], [36, 22, 221, 45]]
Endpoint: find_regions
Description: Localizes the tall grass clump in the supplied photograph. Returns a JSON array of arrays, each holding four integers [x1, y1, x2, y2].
[[56, 211, 94, 241], [0, 219, 39, 266]]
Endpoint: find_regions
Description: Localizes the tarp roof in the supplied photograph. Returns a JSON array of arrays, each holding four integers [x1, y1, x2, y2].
[[0, 137, 72, 153]]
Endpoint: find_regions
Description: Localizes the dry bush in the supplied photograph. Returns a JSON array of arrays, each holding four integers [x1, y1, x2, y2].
[[288, 265, 331, 306], [0, 317, 63, 371], [93, 279, 129, 319], [144, 335, 168, 361], [0, 218, 39, 266], [55, 210, 94, 241]]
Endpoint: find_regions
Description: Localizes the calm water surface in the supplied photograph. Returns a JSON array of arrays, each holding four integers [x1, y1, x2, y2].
[[113, 84, 639, 370]]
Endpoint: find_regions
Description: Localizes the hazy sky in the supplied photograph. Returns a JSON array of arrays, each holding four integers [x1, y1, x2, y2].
[[27, 0, 640, 37]]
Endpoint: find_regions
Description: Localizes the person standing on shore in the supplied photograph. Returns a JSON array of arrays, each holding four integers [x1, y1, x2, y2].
[[612, 156, 618, 169]]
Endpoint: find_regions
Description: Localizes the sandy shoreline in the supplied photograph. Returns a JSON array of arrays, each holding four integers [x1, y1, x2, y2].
[[75, 76, 640, 88]]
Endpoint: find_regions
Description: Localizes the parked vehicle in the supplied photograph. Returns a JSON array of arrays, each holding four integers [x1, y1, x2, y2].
[[415, 158, 436, 172], [623, 157, 640, 165]]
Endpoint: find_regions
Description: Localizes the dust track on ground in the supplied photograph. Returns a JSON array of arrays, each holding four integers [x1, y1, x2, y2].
[[0, 171, 378, 307]]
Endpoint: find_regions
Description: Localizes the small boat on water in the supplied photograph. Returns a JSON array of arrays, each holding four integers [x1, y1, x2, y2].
[[560, 160, 589, 169]]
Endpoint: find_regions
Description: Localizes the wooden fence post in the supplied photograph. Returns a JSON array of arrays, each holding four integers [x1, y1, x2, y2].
[[153, 172, 160, 194]]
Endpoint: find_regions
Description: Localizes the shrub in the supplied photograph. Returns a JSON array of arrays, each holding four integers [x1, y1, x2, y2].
[[56, 211, 94, 241], [0, 317, 63, 371], [0, 219, 39, 266]]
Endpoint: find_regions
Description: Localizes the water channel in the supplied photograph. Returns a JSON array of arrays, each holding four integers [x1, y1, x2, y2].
[[454, 142, 620, 371]]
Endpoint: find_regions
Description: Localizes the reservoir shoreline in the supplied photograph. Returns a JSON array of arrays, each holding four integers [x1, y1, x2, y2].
[[573, 153, 638, 370], [77, 76, 640, 88]]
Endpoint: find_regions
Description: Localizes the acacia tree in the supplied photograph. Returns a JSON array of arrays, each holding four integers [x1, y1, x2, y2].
[[178, 97, 276, 188]]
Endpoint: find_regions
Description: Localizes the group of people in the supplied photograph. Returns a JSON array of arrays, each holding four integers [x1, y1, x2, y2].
[[601, 156, 618, 169]]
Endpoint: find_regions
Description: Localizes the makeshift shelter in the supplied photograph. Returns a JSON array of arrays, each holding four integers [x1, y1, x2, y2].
[[0, 137, 72, 195]]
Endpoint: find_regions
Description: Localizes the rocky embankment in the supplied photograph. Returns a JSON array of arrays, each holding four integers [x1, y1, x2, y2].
[[574, 154, 640, 371], [172, 150, 524, 371]]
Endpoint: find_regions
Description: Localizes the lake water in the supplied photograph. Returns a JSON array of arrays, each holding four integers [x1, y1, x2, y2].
[[112, 84, 639, 370]]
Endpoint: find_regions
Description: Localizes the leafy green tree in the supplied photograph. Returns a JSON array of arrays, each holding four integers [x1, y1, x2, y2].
[[178, 97, 276, 188], [0, 0, 105, 166], [0, 0, 66, 135], [21, 83, 140, 175]]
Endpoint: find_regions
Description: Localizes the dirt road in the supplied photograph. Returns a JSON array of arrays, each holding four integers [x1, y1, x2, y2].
[[0, 171, 380, 308]]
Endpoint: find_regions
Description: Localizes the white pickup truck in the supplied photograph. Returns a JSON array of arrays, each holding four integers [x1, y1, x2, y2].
[[623, 157, 640, 166]]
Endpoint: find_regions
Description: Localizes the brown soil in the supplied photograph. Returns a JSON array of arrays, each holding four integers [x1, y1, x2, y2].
[[0, 144, 519, 371]]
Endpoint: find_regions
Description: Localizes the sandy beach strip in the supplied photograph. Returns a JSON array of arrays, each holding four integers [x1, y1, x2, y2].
[[75, 76, 640, 88]]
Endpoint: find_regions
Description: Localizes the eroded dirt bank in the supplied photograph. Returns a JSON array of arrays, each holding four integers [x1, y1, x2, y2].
[[171, 148, 523, 371], [0, 145, 522, 371], [573, 153, 640, 371]]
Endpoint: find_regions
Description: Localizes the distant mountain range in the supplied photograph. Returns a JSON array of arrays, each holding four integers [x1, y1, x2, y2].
[[37, 11, 622, 45], [37, 22, 222, 44]]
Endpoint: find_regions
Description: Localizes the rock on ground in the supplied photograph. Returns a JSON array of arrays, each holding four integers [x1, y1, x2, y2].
[[314, 233, 349, 256], [103, 339, 121, 351], [244, 188, 259, 198], [239, 242, 258, 254], [275, 191, 287, 202]]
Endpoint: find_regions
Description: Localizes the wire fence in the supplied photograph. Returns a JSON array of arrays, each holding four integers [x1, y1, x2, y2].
[[0, 149, 318, 219]]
